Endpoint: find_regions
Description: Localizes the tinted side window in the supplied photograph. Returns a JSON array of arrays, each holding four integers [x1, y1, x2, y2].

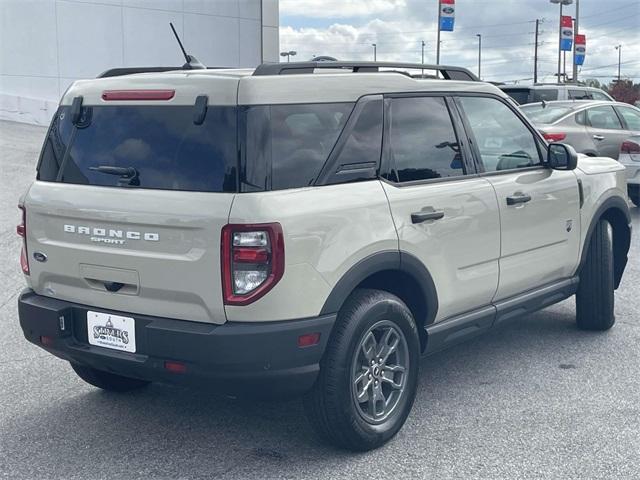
[[616, 106, 640, 130], [458, 96, 542, 172], [532, 89, 558, 102], [388, 97, 464, 183], [503, 89, 531, 105], [243, 103, 353, 191], [587, 106, 623, 130], [334, 99, 383, 167]]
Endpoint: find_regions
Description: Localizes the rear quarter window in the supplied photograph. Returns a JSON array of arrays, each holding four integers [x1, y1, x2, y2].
[[241, 102, 354, 191]]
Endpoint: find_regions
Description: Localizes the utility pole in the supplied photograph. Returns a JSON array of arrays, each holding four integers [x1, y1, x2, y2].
[[615, 44, 622, 81], [476, 34, 482, 80], [572, 0, 580, 83], [436, 1, 441, 64], [372, 43, 377, 61], [534, 19, 540, 83]]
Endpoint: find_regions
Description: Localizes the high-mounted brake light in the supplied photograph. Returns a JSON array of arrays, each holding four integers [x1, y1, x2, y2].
[[621, 140, 640, 155], [542, 132, 567, 142], [17, 205, 29, 275], [101, 90, 175, 101], [221, 223, 284, 306]]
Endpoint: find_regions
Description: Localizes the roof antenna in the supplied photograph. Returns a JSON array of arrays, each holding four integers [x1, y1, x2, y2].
[[170, 22, 206, 70]]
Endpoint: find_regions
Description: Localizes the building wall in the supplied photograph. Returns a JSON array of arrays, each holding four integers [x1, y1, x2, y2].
[[0, 0, 279, 125]]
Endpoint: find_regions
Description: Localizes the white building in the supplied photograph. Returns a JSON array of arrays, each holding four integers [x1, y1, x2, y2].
[[0, 0, 279, 125]]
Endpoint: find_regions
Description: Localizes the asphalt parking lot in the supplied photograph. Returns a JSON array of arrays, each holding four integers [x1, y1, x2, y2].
[[0, 119, 638, 479]]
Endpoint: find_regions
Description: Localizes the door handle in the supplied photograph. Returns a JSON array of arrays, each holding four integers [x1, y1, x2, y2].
[[411, 209, 445, 224], [506, 193, 532, 206], [593, 135, 604, 141]]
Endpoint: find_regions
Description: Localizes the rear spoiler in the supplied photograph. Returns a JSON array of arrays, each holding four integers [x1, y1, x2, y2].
[[97, 66, 229, 78]]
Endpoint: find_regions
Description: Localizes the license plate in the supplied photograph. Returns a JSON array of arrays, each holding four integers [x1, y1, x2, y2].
[[87, 311, 136, 353]]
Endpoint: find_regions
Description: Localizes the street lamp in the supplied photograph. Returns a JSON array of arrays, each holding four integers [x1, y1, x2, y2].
[[476, 34, 482, 80], [615, 45, 622, 82], [372, 43, 377, 62], [279, 50, 297, 62], [550, 0, 573, 84]]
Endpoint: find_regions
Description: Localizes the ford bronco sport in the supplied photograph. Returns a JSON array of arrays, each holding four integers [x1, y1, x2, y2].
[[17, 61, 631, 451]]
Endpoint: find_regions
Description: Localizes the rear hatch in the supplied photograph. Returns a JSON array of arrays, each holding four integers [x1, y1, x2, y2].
[[23, 73, 240, 324]]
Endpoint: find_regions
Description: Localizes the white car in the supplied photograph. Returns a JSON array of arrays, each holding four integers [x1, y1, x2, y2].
[[17, 61, 632, 451]]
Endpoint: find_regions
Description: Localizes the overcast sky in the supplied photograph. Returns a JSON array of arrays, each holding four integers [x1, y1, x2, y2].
[[279, 0, 640, 85]]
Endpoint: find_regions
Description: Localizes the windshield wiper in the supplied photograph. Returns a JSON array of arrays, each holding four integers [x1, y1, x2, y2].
[[89, 165, 140, 186]]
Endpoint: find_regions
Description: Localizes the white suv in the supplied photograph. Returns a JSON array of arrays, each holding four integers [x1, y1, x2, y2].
[[17, 61, 631, 451]]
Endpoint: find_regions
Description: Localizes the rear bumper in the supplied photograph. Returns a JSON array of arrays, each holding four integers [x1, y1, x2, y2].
[[18, 289, 335, 397], [621, 159, 640, 185]]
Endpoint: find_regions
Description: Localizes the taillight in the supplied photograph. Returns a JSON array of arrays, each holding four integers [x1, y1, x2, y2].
[[221, 223, 284, 305], [621, 140, 640, 155], [542, 132, 567, 142], [17, 205, 29, 275]]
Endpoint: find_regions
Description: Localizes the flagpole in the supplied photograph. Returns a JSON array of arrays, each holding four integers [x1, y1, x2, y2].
[[436, 0, 441, 64]]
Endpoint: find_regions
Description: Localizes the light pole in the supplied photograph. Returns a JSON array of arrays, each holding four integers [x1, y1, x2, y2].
[[615, 45, 622, 82], [572, 0, 580, 83], [372, 43, 377, 61], [476, 34, 482, 80], [421, 40, 425, 64], [550, 0, 573, 84], [279, 50, 296, 62]]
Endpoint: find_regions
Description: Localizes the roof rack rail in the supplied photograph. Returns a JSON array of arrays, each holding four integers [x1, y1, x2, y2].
[[97, 66, 229, 78], [252, 61, 479, 81]]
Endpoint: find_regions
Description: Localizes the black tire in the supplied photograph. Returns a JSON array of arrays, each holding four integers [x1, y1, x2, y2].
[[71, 363, 150, 392], [303, 289, 420, 451], [576, 219, 615, 331]]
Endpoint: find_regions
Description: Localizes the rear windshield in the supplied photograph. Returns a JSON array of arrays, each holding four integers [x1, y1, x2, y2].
[[520, 104, 574, 124], [38, 105, 238, 192]]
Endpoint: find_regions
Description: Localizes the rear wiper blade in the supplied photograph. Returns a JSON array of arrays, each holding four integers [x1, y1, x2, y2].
[[89, 165, 140, 186]]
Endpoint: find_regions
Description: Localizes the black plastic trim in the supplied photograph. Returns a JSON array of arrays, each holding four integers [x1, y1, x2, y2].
[[577, 196, 631, 289], [18, 289, 335, 397], [319, 250, 439, 326], [424, 277, 579, 355]]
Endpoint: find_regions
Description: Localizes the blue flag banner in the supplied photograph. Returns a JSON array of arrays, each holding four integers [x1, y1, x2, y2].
[[440, 0, 455, 32]]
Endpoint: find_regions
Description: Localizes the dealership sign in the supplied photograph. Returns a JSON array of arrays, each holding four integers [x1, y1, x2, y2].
[[439, 0, 455, 32], [574, 34, 586, 65], [560, 15, 573, 51]]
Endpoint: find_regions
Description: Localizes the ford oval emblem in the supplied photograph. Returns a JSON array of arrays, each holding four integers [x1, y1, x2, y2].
[[33, 251, 47, 263]]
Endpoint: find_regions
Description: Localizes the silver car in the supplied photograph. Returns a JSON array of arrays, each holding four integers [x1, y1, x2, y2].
[[520, 100, 640, 160], [619, 134, 640, 206]]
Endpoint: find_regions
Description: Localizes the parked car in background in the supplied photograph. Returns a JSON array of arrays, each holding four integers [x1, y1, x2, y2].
[[520, 100, 640, 159], [619, 135, 640, 206], [501, 84, 614, 105]]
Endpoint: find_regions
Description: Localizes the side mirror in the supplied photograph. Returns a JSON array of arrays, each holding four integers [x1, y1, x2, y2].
[[548, 143, 578, 171]]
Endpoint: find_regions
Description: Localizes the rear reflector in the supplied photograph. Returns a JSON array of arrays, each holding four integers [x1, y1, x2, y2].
[[164, 361, 187, 374], [233, 247, 269, 263], [621, 140, 640, 155], [542, 132, 567, 142], [102, 90, 175, 101], [298, 332, 321, 348], [40, 336, 54, 346], [18, 205, 29, 275]]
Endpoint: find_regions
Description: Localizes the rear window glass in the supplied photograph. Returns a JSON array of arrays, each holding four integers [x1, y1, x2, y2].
[[520, 104, 574, 124], [38, 105, 237, 192], [241, 102, 353, 191], [532, 89, 559, 102]]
